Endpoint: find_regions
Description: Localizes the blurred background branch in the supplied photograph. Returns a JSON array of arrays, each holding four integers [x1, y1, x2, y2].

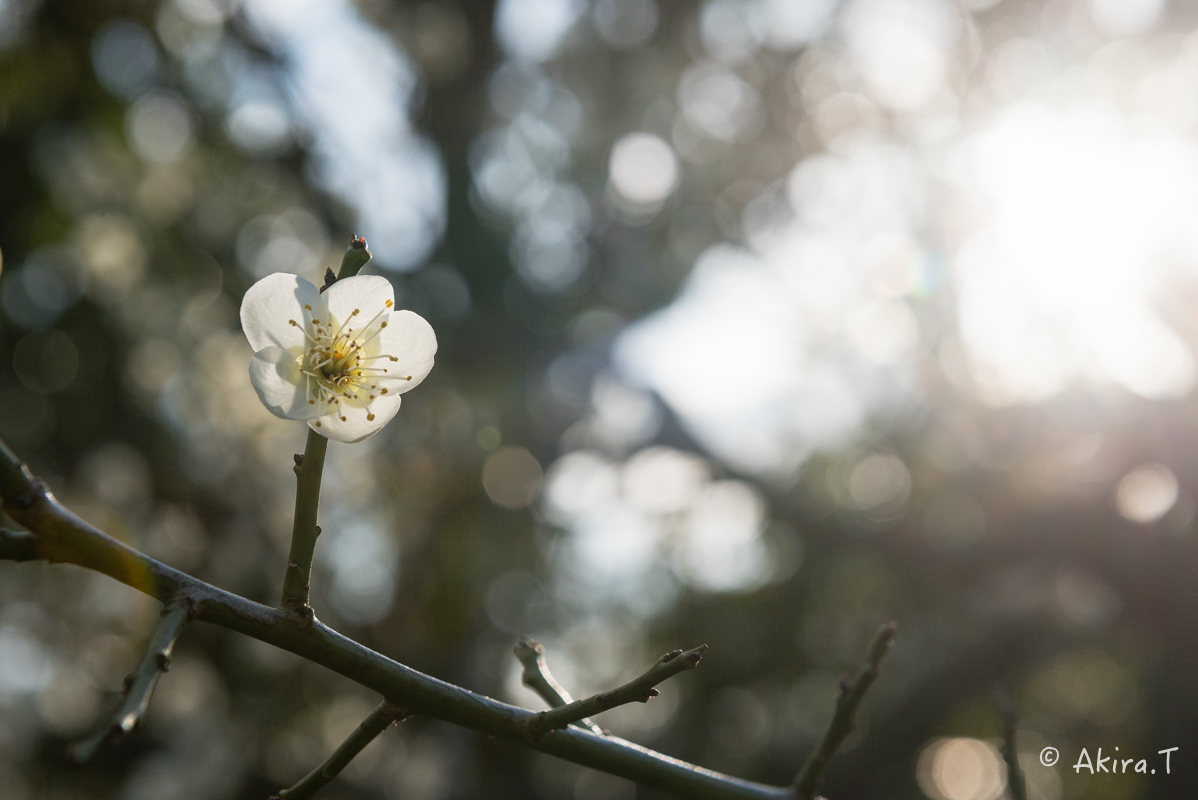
[[793, 622, 894, 800], [273, 699, 408, 800]]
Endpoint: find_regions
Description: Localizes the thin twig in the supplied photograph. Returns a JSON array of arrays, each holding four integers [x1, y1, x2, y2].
[[996, 688, 1027, 800], [281, 429, 328, 618], [273, 700, 408, 800], [793, 621, 896, 800], [514, 637, 604, 735], [526, 645, 708, 737], [70, 602, 188, 762], [0, 442, 791, 800]]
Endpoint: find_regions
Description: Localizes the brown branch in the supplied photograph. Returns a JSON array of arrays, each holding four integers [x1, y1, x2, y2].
[[793, 622, 896, 800]]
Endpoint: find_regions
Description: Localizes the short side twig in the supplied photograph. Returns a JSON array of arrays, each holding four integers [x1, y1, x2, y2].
[[527, 645, 708, 737], [514, 637, 604, 735], [273, 699, 408, 800], [70, 602, 189, 762], [793, 621, 896, 800], [996, 688, 1027, 800], [281, 429, 329, 618]]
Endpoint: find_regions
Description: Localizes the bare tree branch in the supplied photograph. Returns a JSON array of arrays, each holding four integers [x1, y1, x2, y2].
[[526, 645, 708, 738], [70, 602, 188, 762], [0, 444, 793, 800], [281, 429, 328, 618], [272, 699, 408, 800], [996, 688, 1027, 800], [514, 637, 604, 735], [793, 622, 896, 800]]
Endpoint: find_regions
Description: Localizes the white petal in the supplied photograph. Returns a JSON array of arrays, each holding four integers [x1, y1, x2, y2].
[[309, 392, 403, 443], [323, 275, 395, 332], [240, 273, 324, 352], [249, 346, 324, 420], [375, 310, 438, 393]]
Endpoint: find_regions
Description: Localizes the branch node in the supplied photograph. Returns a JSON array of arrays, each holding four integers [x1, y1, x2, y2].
[[513, 637, 606, 736]]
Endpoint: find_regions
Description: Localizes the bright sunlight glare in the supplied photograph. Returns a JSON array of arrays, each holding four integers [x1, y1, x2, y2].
[[954, 101, 1198, 405]]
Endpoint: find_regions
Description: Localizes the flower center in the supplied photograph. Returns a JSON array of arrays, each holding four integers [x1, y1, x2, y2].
[[288, 299, 412, 422]]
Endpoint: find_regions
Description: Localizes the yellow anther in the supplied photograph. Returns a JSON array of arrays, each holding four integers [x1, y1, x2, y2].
[[367, 413, 375, 421]]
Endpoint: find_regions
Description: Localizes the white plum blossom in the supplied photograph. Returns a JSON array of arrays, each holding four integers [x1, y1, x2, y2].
[[240, 272, 436, 443]]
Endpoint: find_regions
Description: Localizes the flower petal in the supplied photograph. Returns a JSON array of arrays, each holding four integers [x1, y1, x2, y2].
[[309, 392, 403, 443], [375, 310, 438, 392], [240, 273, 323, 352], [249, 346, 324, 420], [322, 275, 395, 332]]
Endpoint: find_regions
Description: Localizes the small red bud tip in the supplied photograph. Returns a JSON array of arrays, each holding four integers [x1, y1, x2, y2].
[[350, 235, 368, 249]]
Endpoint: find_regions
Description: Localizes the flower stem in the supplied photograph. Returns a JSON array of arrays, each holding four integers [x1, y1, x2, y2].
[[281, 428, 329, 616]]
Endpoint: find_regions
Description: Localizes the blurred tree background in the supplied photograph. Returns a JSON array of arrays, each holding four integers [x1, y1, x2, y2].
[[4, 0, 1198, 798]]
